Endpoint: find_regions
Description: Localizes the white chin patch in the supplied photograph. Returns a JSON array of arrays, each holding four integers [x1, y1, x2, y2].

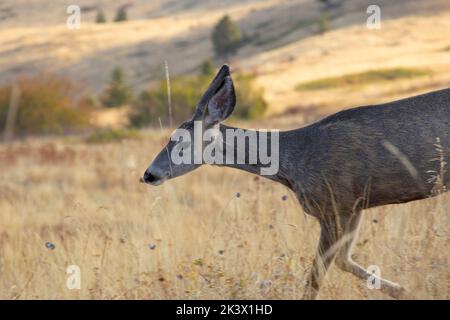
[[151, 179, 165, 186]]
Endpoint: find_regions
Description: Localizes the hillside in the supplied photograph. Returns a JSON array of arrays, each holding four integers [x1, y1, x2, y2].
[[0, 0, 449, 300], [1, 0, 450, 120]]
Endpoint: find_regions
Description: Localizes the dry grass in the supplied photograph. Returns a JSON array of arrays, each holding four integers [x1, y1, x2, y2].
[[250, 11, 450, 114], [295, 67, 432, 91], [0, 0, 448, 300], [0, 129, 448, 299]]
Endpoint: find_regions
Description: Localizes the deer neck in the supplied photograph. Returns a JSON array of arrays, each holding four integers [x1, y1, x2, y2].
[[211, 123, 291, 188]]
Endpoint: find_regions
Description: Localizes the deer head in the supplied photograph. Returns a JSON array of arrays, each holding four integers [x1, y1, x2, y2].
[[141, 65, 236, 185]]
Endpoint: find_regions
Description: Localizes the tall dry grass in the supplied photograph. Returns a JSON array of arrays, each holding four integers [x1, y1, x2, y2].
[[0, 129, 448, 299]]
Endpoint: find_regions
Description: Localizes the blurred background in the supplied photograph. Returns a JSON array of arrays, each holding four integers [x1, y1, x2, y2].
[[0, 0, 448, 299]]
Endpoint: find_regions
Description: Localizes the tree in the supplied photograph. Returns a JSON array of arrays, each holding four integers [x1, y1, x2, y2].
[[318, 0, 331, 6], [102, 67, 133, 108], [200, 59, 216, 76], [212, 15, 242, 57], [233, 74, 267, 119], [129, 76, 202, 128], [318, 14, 330, 34], [96, 10, 106, 23], [114, 6, 127, 22], [317, 0, 343, 10]]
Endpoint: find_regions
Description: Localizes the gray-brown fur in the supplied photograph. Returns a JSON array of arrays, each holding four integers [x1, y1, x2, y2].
[[280, 89, 449, 215], [142, 65, 449, 299], [273, 88, 449, 298]]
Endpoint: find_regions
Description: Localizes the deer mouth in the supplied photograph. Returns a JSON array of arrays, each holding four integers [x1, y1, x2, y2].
[[140, 176, 167, 186], [140, 171, 168, 186], [149, 177, 166, 186]]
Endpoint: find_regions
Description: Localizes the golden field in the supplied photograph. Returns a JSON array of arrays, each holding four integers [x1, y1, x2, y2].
[[2, 0, 450, 116], [0, 129, 448, 299], [0, 0, 449, 300]]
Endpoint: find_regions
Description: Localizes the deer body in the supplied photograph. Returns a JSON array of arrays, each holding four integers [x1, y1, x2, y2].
[[277, 90, 450, 214], [142, 65, 449, 299]]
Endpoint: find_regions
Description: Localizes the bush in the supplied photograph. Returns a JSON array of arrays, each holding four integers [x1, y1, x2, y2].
[[101, 67, 133, 108], [85, 128, 140, 144], [233, 75, 267, 119], [318, 14, 330, 34], [129, 74, 267, 128], [114, 7, 127, 22], [200, 59, 216, 76], [129, 76, 205, 128], [317, 0, 343, 10], [96, 10, 106, 23], [0, 74, 92, 136], [212, 15, 242, 57], [317, 0, 331, 8]]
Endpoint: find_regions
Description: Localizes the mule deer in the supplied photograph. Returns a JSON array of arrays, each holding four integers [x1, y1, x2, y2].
[[141, 65, 449, 299]]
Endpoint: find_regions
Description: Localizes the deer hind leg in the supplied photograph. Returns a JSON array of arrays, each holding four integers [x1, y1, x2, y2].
[[303, 218, 343, 300], [334, 211, 408, 299]]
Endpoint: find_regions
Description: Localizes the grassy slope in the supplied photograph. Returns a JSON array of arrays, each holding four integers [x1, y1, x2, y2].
[[251, 11, 450, 117], [0, 1, 449, 299], [1, 0, 450, 122]]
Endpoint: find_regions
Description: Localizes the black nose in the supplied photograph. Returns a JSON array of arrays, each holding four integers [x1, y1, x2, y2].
[[143, 171, 157, 183]]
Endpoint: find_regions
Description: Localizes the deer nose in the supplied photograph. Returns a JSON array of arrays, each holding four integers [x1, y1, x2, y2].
[[142, 171, 157, 183]]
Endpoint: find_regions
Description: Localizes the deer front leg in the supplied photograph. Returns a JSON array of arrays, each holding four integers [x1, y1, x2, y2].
[[334, 212, 409, 299]]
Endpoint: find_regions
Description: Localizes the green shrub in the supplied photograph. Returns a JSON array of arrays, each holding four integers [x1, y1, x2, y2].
[[96, 10, 106, 23], [114, 7, 127, 22], [317, 0, 343, 10], [129, 74, 267, 128], [212, 15, 242, 57], [317, 0, 331, 8], [85, 128, 140, 144], [129, 76, 205, 128], [233, 75, 267, 120], [296, 67, 432, 91], [200, 59, 216, 76], [0, 74, 92, 136], [318, 14, 330, 34], [101, 67, 133, 108]]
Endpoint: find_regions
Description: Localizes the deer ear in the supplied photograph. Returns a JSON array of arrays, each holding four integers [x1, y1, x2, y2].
[[205, 75, 236, 125]]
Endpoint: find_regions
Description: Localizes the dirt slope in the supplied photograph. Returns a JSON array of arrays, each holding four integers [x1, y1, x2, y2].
[[0, 0, 449, 117]]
